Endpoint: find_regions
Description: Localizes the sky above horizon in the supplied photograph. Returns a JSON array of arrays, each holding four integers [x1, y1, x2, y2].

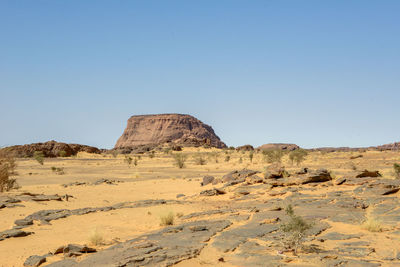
[[1, 1, 399, 149]]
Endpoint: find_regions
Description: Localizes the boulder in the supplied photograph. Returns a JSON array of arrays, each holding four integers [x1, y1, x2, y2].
[[300, 169, 332, 184], [264, 167, 289, 179], [114, 114, 226, 149], [201, 176, 215, 186], [356, 170, 382, 178], [222, 169, 259, 183], [24, 255, 46, 267], [200, 188, 226, 196]]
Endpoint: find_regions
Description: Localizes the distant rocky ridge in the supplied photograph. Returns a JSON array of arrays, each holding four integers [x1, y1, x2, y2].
[[115, 114, 226, 150], [0, 140, 101, 158], [310, 142, 400, 152], [257, 143, 300, 151]]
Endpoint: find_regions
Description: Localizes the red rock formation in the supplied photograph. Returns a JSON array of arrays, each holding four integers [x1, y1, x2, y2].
[[115, 114, 226, 149]]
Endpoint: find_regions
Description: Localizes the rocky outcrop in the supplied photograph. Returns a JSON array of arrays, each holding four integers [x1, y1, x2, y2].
[[115, 114, 226, 149], [257, 143, 299, 151], [236, 145, 254, 151], [0, 140, 100, 158]]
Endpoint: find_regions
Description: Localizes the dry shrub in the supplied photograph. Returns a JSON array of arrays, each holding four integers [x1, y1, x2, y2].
[[280, 205, 313, 255], [173, 153, 186, 169], [160, 212, 175, 226], [362, 216, 383, 232], [88, 228, 104, 246], [0, 152, 19, 192]]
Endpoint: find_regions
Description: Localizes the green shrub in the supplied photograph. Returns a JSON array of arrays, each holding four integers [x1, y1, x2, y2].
[[58, 150, 67, 157], [394, 163, 400, 179], [249, 151, 254, 163], [124, 155, 133, 166], [280, 205, 313, 255], [173, 153, 187, 169], [289, 149, 308, 166], [225, 155, 231, 162], [262, 149, 284, 163], [33, 151, 45, 165], [0, 154, 19, 192]]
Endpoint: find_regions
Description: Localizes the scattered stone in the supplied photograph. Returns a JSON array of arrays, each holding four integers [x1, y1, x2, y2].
[[356, 170, 382, 178], [335, 177, 346, 185], [0, 229, 33, 239], [176, 194, 185, 198], [200, 188, 226, 196], [14, 218, 34, 227], [201, 175, 215, 186], [222, 169, 259, 183], [301, 169, 332, 184], [42, 259, 77, 267], [264, 167, 289, 179], [24, 255, 46, 267]]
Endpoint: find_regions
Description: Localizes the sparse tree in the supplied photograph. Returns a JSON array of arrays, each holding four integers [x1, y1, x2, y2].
[[124, 155, 133, 166], [249, 151, 254, 163], [289, 149, 308, 166], [262, 149, 284, 163], [33, 151, 45, 165], [280, 205, 313, 255], [0, 153, 19, 192]]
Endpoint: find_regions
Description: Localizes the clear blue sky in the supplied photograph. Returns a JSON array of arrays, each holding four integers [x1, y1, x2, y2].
[[1, 1, 399, 149]]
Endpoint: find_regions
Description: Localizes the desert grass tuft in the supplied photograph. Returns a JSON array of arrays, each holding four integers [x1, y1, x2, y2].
[[362, 216, 383, 232], [160, 212, 175, 226], [88, 228, 104, 246]]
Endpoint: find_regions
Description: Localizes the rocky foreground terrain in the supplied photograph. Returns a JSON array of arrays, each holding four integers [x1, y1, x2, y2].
[[0, 149, 400, 266]]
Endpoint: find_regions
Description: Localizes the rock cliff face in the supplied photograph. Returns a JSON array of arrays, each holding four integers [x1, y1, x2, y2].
[[115, 114, 226, 149], [0, 140, 101, 157]]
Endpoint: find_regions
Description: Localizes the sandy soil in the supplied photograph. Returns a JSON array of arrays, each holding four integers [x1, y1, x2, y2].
[[1, 149, 400, 266]]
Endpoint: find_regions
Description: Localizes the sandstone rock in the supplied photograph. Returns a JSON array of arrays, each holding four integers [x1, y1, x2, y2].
[[222, 169, 259, 183], [201, 175, 215, 186], [356, 170, 382, 178], [200, 188, 226, 196], [300, 169, 332, 184], [74, 220, 231, 267], [264, 167, 289, 179], [24, 255, 46, 267], [115, 114, 226, 149], [0, 140, 100, 158]]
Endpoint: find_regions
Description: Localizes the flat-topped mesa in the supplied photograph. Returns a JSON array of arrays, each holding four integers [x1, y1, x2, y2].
[[114, 114, 227, 149]]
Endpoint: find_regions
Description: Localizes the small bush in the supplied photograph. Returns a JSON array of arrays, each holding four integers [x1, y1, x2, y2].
[[33, 151, 45, 165], [280, 205, 313, 255], [262, 149, 284, 163], [194, 153, 207, 165], [249, 151, 254, 163], [239, 157, 243, 163], [149, 151, 155, 159], [173, 153, 187, 169], [160, 212, 175, 226], [224, 155, 230, 162], [88, 228, 104, 246], [362, 216, 383, 232], [289, 149, 308, 166], [58, 150, 67, 157], [394, 163, 400, 179], [124, 155, 133, 166], [50, 166, 65, 175], [133, 157, 139, 166], [0, 154, 19, 192]]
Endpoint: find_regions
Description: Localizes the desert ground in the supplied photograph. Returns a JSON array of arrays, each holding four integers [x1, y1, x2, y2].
[[1, 148, 400, 266]]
